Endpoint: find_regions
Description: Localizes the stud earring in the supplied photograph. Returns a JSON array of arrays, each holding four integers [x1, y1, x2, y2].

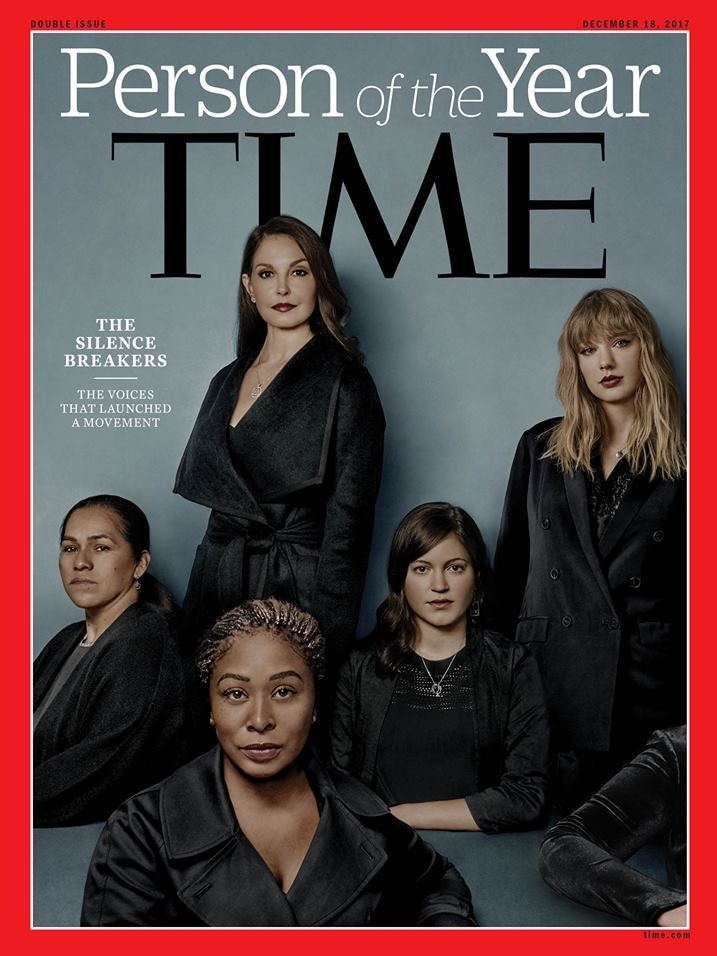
[[209, 716, 215, 726]]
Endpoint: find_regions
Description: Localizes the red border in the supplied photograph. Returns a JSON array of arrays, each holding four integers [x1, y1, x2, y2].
[[10, 3, 712, 953]]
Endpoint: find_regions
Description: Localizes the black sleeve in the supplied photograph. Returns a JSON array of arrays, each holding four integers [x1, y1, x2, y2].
[[493, 430, 534, 637], [81, 793, 172, 926], [539, 729, 686, 925], [465, 647, 550, 832], [328, 650, 361, 774], [376, 813, 477, 926], [312, 365, 385, 672], [34, 621, 184, 826]]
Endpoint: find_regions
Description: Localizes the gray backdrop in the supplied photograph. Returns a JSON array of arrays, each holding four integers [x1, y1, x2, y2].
[[33, 31, 686, 651]]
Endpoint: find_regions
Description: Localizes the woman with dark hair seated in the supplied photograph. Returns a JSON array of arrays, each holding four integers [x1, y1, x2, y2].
[[34, 494, 188, 827], [330, 502, 550, 832], [81, 598, 476, 927], [539, 725, 686, 926]]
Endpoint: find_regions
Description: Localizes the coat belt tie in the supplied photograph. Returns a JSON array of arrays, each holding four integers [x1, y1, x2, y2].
[[206, 511, 322, 609]]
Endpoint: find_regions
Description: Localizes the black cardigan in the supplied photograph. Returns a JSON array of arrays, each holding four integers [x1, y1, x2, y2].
[[174, 334, 385, 670], [81, 747, 476, 927], [493, 419, 686, 753], [33, 603, 188, 827], [539, 726, 686, 925], [329, 626, 550, 832]]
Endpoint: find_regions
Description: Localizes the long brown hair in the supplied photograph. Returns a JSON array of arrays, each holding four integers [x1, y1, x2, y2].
[[236, 215, 359, 359], [375, 502, 494, 672], [543, 288, 685, 480]]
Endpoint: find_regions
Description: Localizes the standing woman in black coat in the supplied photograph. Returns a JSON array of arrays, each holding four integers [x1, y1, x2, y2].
[[175, 216, 384, 676], [494, 289, 686, 808], [34, 495, 188, 826]]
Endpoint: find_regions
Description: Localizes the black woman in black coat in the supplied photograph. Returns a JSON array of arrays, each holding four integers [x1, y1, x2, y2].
[[330, 502, 550, 832], [82, 598, 476, 927], [174, 216, 384, 678], [494, 289, 686, 808], [540, 725, 686, 926], [33, 495, 188, 826]]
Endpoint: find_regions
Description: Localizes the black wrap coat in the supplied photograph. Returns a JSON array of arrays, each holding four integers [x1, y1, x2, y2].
[[174, 334, 385, 669], [539, 726, 686, 925], [329, 626, 550, 832], [33, 603, 188, 827], [81, 747, 476, 927], [493, 419, 686, 754]]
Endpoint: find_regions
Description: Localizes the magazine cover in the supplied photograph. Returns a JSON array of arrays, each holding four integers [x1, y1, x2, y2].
[[13, 2, 709, 952]]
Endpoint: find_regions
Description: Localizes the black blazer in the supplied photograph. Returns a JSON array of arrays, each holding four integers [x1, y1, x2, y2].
[[81, 747, 476, 927], [33, 603, 188, 827], [329, 626, 550, 832], [539, 726, 686, 925], [493, 420, 686, 752], [174, 334, 385, 668]]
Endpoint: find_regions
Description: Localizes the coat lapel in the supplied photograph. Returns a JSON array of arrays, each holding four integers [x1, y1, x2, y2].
[[174, 357, 266, 523], [161, 748, 388, 927], [562, 469, 615, 611], [33, 623, 84, 701], [178, 837, 300, 927], [286, 795, 388, 926], [232, 335, 346, 501], [174, 335, 349, 516], [597, 471, 652, 561], [358, 661, 397, 786], [34, 606, 148, 706]]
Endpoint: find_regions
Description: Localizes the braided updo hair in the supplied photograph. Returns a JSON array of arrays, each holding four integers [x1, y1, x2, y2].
[[196, 597, 326, 684]]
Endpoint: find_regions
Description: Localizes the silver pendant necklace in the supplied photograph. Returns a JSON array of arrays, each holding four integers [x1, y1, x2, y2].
[[250, 373, 264, 400], [418, 648, 461, 698], [249, 353, 286, 400], [250, 365, 271, 399]]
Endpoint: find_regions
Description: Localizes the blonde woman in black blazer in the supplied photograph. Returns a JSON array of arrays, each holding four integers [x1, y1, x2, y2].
[[494, 289, 685, 808]]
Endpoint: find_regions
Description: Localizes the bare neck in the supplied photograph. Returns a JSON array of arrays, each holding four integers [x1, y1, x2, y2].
[[413, 618, 468, 660], [257, 327, 314, 365], [223, 756, 313, 814], [598, 401, 636, 477], [84, 590, 139, 644], [600, 399, 636, 448]]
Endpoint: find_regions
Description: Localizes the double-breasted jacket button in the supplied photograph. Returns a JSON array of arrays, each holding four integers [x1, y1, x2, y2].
[[541, 517, 551, 529], [653, 529, 665, 543], [561, 615, 573, 627], [549, 567, 560, 580], [628, 576, 641, 589], [608, 617, 619, 630]]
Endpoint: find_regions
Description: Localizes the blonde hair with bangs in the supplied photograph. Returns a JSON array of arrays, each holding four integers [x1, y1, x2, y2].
[[542, 288, 685, 480]]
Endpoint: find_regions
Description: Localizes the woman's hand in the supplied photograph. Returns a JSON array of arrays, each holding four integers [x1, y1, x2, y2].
[[656, 904, 687, 927], [389, 799, 480, 831]]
